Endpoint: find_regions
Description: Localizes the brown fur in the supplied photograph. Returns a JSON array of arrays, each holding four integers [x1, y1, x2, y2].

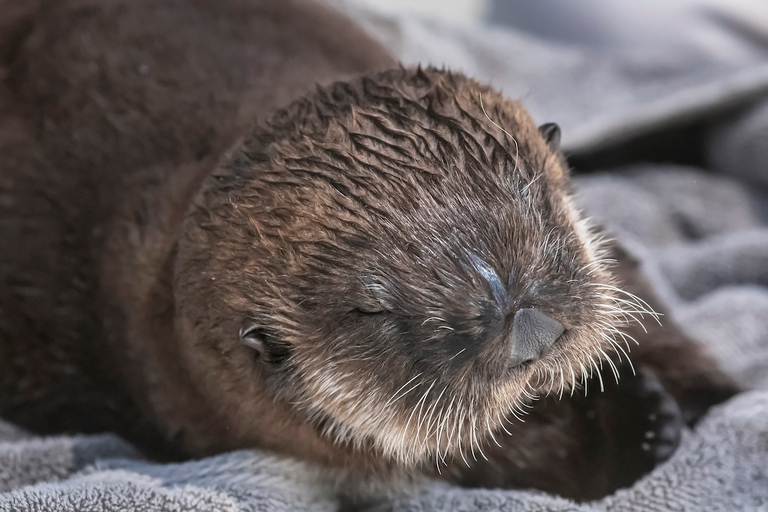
[[0, 0, 738, 502]]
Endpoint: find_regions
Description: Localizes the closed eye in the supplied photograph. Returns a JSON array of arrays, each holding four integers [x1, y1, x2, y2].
[[352, 306, 388, 316]]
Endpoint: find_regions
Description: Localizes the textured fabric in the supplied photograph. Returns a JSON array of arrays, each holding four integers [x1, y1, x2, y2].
[[3, 4, 768, 512]]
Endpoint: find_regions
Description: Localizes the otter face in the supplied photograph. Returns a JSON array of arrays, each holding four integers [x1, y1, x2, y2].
[[176, 68, 650, 468]]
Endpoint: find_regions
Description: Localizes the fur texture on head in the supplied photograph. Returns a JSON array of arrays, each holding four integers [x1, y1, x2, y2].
[[174, 67, 648, 470]]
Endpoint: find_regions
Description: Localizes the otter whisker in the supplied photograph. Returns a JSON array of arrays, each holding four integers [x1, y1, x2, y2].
[[597, 347, 621, 384], [600, 301, 660, 331], [602, 312, 647, 331], [421, 316, 446, 326], [558, 360, 566, 399], [399, 380, 435, 460], [596, 301, 654, 326], [595, 293, 649, 315], [603, 335, 625, 362], [455, 400, 470, 468], [602, 333, 636, 375], [472, 413, 489, 462], [508, 402, 525, 423], [608, 296, 659, 317], [596, 319, 640, 349], [486, 416, 502, 448], [526, 382, 541, 401], [438, 395, 457, 463], [423, 385, 448, 444], [605, 324, 641, 349], [597, 323, 633, 352], [385, 373, 423, 406], [581, 258, 616, 275], [521, 385, 538, 402], [415, 381, 436, 446], [521, 173, 543, 195], [567, 361, 577, 396], [478, 92, 520, 174], [497, 410, 513, 436], [591, 284, 661, 324], [588, 353, 605, 392], [434, 404, 446, 470], [547, 365, 556, 395], [579, 362, 589, 397], [469, 412, 478, 462], [418, 385, 444, 448]]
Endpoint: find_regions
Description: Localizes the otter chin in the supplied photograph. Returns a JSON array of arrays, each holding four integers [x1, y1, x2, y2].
[[172, 67, 642, 470]]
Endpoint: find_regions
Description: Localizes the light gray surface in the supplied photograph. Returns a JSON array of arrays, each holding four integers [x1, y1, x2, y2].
[[3, 5, 768, 512], [487, 0, 768, 62]]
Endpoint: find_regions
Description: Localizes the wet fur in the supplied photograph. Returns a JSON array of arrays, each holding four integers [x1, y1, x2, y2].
[[0, 0, 738, 502]]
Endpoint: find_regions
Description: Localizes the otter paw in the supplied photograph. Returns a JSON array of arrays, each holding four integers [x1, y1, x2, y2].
[[585, 366, 684, 494], [623, 369, 683, 465]]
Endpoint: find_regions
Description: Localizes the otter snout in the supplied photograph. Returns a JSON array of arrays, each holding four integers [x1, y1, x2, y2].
[[509, 308, 564, 367]]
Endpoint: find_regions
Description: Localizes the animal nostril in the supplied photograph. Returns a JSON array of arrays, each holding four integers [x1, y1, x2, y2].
[[517, 358, 537, 368], [508, 308, 564, 369]]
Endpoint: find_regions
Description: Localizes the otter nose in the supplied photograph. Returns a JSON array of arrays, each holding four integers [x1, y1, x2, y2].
[[509, 308, 564, 368]]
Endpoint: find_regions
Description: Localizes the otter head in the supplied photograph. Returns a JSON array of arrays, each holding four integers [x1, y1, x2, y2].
[[174, 67, 644, 469]]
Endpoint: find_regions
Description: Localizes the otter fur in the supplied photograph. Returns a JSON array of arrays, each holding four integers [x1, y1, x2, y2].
[[0, 0, 738, 502]]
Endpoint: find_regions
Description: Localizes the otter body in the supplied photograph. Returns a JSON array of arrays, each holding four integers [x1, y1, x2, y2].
[[0, 0, 737, 501], [0, 0, 395, 460]]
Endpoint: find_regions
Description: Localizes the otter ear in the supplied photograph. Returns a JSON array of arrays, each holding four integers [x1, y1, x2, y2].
[[239, 319, 291, 365], [538, 123, 561, 150]]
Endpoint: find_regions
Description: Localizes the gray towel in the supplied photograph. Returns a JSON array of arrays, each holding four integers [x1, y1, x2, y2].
[[3, 4, 768, 512]]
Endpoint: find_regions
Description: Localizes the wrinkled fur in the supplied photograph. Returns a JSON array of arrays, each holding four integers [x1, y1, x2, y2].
[[0, 0, 738, 502]]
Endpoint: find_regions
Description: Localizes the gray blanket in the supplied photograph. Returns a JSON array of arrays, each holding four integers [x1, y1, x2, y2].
[[3, 3, 768, 511]]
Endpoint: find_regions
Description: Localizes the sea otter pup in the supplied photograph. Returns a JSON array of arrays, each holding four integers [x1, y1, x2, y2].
[[0, 0, 738, 502]]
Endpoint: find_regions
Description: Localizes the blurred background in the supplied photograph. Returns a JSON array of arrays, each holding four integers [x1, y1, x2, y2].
[[350, 0, 768, 61], [336, 0, 768, 179], [350, 0, 484, 24]]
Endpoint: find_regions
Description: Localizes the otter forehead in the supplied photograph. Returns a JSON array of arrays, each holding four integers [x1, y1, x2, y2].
[[234, 67, 564, 203]]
